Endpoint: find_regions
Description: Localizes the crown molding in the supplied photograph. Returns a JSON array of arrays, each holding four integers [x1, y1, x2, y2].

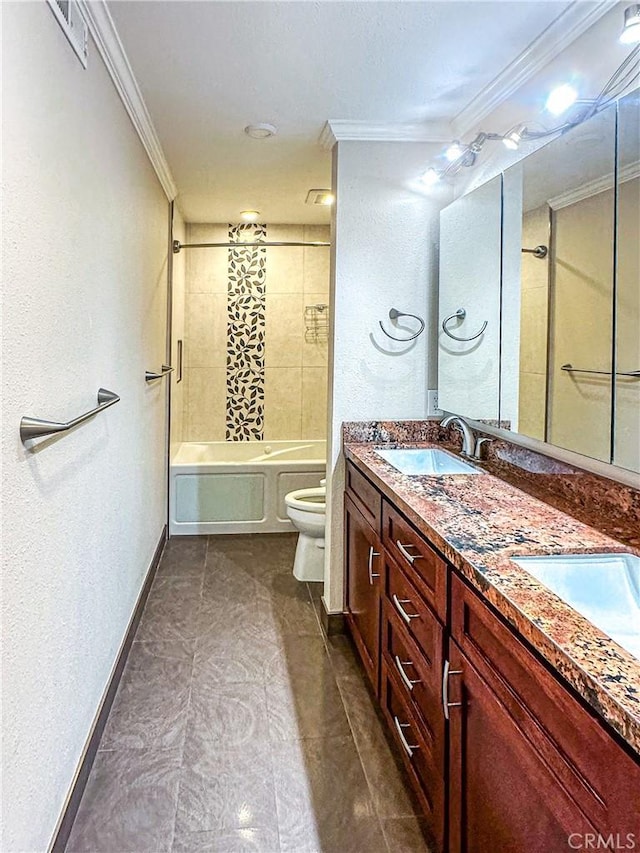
[[319, 119, 452, 149], [78, 0, 177, 200], [451, 1, 618, 139], [548, 160, 640, 210]]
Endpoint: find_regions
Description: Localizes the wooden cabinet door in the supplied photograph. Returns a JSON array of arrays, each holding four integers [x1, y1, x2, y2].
[[344, 493, 383, 694], [447, 638, 640, 853]]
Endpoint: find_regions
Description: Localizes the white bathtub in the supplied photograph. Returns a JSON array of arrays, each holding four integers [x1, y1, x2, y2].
[[169, 440, 326, 535]]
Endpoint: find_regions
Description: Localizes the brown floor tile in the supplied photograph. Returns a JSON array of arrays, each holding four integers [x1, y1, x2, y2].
[[66, 747, 182, 853], [157, 536, 208, 578], [381, 816, 436, 852], [172, 825, 280, 853]]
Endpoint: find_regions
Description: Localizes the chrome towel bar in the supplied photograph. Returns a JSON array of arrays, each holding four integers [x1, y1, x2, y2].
[[20, 388, 120, 444], [561, 363, 640, 377], [145, 365, 174, 382], [442, 308, 488, 342]]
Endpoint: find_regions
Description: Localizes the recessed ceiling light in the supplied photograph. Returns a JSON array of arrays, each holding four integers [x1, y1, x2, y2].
[[240, 210, 260, 221], [621, 4, 640, 42], [244, 123, 277, 139], [305, 189, 334, 206]]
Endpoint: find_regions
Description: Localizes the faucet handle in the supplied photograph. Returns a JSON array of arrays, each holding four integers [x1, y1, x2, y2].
[[474, 437, 493, 459]]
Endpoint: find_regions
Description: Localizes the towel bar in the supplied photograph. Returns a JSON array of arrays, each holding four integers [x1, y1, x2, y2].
[[20, 388, 120, 443]]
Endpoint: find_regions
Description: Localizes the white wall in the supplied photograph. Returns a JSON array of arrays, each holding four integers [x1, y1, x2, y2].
[[324, 141, 449, 612], [1, 5, 169, 850]]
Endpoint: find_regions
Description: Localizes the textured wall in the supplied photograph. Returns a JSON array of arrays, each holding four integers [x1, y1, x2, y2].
[[325, 141, 447, 613], [1, 5, 169, 850], [182, 223, 330, 441]]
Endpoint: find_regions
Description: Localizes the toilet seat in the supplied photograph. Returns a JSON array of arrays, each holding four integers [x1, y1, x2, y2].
[[284, 487, 326, 514]]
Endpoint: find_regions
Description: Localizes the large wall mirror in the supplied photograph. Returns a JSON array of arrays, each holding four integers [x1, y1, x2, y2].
[[438, 90, 639, 474]]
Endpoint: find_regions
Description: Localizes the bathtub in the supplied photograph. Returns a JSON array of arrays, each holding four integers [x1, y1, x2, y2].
[[169, 440, 326, 535]]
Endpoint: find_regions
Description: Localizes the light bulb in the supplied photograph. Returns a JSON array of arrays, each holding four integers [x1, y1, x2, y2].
[[502, 126, 524, 150], [420, 168, 441, 187], [620, 4, 640, 42], [545, 84, 578, 116], [445, 141, 464, 162]]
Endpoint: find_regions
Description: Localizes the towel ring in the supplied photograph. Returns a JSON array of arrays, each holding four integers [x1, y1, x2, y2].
[[379, 308, 425, 342], [442, 308, 488, 342]]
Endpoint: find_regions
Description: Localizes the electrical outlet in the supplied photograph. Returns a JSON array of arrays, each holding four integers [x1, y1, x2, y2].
[[428, 389, 442, 417]]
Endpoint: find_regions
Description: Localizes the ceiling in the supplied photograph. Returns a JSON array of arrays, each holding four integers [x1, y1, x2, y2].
[[108, 0, 576, 224]]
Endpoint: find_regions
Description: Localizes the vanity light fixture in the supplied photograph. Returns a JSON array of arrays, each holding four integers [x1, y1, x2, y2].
[[240, 210, 260, 221], [445, 141, 465, 162], [545, 84, 579, 116], [420, 167, 442, 187], [419, 5, 640, 187], [502, 124, 526, 150], [244, 123, 277, 139], [620, 4, 640, 43]]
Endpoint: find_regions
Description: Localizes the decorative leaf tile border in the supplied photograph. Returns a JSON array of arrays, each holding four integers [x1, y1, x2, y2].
[[226, 223, 266, 440]]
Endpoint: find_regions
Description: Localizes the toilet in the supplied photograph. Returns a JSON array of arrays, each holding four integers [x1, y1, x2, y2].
[[284, 479, 326, 582]]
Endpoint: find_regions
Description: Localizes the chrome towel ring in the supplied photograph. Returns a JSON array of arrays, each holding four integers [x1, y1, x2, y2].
[[442, 308, 488, 342], [379, 308, 425, 342]]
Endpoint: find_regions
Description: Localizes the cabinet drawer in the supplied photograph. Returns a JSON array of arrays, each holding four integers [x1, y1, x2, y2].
[[346, 461, 382, 531], [383, 501, 447, 620], [380, 659, 444, 850], [386, 555, 443, 655], [450, 573, 640, 836], [382, 598, 444, 770]]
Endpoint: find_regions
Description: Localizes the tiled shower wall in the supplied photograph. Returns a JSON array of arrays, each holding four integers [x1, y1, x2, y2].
[[183, 223, 330, 441]]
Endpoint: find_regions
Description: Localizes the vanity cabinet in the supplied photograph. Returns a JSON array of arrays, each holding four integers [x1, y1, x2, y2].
[[344, 460, 640, 853], [344, 492, 383, 694]]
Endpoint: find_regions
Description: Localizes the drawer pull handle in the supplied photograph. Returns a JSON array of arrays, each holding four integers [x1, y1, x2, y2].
[[392, 594, 420, 624], [396, 540, 421, 564], [442, 659, 463, 720], [395, 655, 421, 691], [368, 545, 381, 585], [393, 715, 419, 758]]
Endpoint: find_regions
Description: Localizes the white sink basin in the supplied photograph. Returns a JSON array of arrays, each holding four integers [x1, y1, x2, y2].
[[374, 448, 481, 476], [511, 553, 640, 660]]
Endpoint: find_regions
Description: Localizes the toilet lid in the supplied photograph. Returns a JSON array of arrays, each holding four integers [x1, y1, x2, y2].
[[284, 487, 326, 514]]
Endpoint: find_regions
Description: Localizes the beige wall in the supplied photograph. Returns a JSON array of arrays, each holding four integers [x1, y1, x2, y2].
[[548, 188, 614, 462], [2, 5, 170, 850], [614, 176, 640, 471], [518, 204, 550, 440], [182, 223, 330, 441]]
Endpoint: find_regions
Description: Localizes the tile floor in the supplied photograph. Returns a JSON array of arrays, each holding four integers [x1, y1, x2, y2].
[[67, 534, 431, 853]]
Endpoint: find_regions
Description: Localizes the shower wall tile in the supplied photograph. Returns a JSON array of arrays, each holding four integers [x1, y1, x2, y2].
[[186, 224, 229, 294], [184, 368, 227, 441], [303, 225, 331, 295], [183, 223, 329, 442], [264, 368, 302, 440], [265, 294, 303, 367], [185, 293, 227, 368], [302, 368, 328, 439]]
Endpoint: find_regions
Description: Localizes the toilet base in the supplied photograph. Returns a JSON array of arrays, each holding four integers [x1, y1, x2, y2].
[[293, 533, 325, 582]]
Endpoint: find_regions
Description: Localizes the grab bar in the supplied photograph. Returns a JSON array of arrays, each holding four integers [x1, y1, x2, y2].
[[145, 365, 174, 382], [442, 308, 488, 342], [20, 388, 120, 443], [561, 364, 640, 378]]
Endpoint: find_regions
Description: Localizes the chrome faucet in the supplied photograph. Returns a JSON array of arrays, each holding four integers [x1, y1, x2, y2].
[[440, 414, 477, 458]]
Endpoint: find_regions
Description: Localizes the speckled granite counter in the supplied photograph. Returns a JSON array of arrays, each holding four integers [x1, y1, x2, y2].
[[343, 421, 640, 757]]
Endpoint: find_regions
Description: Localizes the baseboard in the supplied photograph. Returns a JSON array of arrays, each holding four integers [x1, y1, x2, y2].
[[320, 596, 346, 636], [50, 525, 167, 853]]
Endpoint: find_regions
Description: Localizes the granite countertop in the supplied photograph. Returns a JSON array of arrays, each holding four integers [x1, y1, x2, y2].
[[344, 431, 640, 757]]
